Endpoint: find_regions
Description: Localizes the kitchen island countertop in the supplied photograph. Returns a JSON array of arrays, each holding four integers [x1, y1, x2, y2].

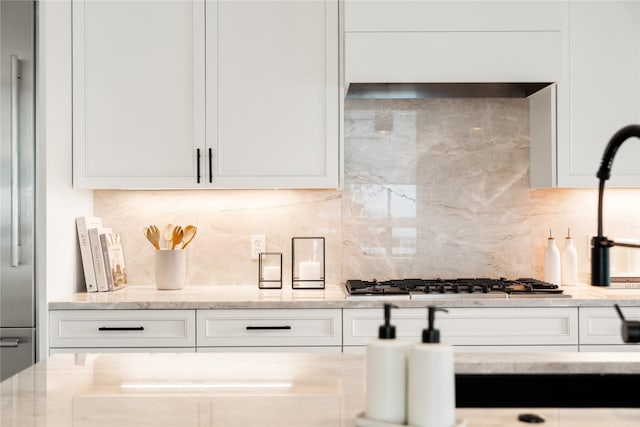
[[49, 283, 640, 309], [2, 352, 639, 426]]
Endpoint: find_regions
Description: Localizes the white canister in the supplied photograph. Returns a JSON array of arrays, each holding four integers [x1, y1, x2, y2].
[[407, 343, 456, 427], [407, 307, 455, 427], [365, 304, 408, 424], [155, 249, 186, 290]]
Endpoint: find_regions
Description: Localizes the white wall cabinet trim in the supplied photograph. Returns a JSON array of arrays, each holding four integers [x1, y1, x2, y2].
[[49, 310, 196, 348], [345, 32, 561, 85], [344, 1, 562, 32], [196, 308, 342, 347]]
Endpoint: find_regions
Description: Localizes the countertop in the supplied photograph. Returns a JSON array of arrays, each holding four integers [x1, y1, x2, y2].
[[49, 283, 640, 309], [2, 352, 640, 426]]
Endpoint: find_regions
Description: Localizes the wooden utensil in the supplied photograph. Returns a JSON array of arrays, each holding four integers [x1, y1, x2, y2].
[[181, 225, 197, 249], [163, 223, 174, 249], [171, 225, 184, 250], [144, 225, 161, 250]]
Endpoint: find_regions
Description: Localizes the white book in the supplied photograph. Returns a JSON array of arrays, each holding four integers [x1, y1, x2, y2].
[[75, 216, 103, 293], [88, 227, 112, 292]]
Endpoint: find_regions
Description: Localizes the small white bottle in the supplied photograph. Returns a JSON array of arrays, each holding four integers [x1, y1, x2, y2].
[[544, 229, 561, 285], [365, 303, 408, 424], [562, 228, 579, 286], [407, 307, 456, 427]]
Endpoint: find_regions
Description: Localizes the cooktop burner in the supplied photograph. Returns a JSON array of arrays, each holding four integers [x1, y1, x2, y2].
[[344, 278, 568, 300]]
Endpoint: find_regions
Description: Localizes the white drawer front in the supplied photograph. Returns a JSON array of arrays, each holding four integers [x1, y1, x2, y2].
[[579, 307, 640, 345], [196, 309, 341, 347], [49, 310, 195, 348], [344, 307, 578, 346]]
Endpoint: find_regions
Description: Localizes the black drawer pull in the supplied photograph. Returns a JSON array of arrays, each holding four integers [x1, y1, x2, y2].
[[245, 325, 291, 331], [98, 326, 145, 331]]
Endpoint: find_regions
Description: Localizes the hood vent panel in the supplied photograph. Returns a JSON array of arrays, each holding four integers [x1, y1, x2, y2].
[[345, 83, 552, 100]]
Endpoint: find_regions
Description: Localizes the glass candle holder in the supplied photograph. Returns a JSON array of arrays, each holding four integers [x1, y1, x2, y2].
[[292, 237, 325, 289], [258, 252, 282, 289]]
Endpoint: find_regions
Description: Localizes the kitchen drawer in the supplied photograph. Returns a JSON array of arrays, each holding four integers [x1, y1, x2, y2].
[[579, 307, 640, 345], [49, 310, 195, 348], [196, 309, 341, 347], [343, 307, 578, 346]]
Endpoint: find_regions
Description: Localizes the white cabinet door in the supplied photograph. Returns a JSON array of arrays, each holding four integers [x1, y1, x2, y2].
[[557, 1, 640, 187], [73, 0, 205, 189], [209, 0, 339, 188]]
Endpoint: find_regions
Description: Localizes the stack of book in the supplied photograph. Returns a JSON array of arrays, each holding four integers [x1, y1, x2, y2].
[[76, 216, 128, 293]]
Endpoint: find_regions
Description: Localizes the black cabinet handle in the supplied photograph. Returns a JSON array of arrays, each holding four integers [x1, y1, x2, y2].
[[98, 326, 144, 331], [245, 325, 291, 331], [208, 148, 213, 183], [196, 148, 202, 184]]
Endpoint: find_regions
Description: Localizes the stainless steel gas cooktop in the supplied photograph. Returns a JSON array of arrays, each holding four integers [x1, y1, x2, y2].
[[344, 277, 571, 300]]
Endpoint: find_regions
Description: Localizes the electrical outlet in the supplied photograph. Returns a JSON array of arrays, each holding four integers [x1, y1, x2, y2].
[[251, 235, 266, 260]]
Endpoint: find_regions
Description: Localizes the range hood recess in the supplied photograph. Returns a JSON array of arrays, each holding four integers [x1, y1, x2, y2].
[[345, 83, 553, 100]]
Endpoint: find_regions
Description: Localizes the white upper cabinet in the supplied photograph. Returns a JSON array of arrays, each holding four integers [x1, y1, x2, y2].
[[72, 0, 339, 189], [72, 0, 205, 189], [210, 1, 339, 188], [556, 1, 640, 187], [344, 1, 562, 84]]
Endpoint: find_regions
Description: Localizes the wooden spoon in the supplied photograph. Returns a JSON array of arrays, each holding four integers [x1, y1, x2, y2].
[[163, 223, 174, 249], [171, 225, 184, 250], [144, 225, 161, 250], [181, 225, 197, 249]]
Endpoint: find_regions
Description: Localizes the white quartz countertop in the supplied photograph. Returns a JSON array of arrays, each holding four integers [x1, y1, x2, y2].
[[2, 352, 639, 426], [48, 283, 640, 309]]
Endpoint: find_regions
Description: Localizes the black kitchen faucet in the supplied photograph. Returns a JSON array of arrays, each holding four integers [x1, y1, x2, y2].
[[592, 125, 640, 344], [592, 124, 640, 287]]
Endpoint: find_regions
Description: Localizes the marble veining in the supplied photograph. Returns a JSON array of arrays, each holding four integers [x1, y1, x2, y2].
[[93, 98, 640, 290], [2, 352, 640, 427]]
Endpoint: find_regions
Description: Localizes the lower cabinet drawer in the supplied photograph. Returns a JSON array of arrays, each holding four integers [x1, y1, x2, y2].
[[344, 307, 578, 346], [49, 310, 196, 348], [196, 309, 342, 347], [579, 306, 640, 345]]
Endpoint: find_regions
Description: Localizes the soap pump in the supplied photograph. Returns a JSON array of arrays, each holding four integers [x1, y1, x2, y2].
[[408, 306, 456, 427], [365, 303, 408, 424]]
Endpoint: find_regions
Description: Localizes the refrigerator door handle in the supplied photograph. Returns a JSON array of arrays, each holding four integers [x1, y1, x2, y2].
[[0, 338, 22, 348], [10, 54, 20, 267]]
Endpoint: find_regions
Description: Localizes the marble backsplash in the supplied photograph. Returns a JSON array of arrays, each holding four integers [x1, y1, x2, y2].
[[94, 98, 640, 288]]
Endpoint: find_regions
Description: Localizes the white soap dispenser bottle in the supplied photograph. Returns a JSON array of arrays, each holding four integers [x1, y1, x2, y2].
[[408, 307, 456, 427], [561, 228, 578, 286], [365, 303, 408, 424], [544, 229, 561, 285]]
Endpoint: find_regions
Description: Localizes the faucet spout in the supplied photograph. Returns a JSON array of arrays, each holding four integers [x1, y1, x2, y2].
[[592, 124, 640, 286]]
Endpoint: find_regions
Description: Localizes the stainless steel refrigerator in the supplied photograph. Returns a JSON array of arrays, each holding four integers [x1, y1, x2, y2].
[[0, 0, 36, 381]]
